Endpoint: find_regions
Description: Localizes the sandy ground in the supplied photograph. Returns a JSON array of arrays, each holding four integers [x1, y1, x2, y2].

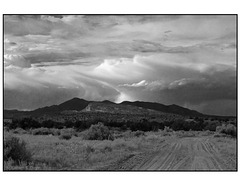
[[103, 136, 236, 171]]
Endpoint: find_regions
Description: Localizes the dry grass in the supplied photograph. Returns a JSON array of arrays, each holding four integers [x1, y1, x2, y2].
[[4, 130, 163, 170], [4, 130, 236, 170]]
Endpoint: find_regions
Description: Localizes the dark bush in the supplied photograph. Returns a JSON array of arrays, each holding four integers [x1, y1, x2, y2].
[[104, 146, 112, 152], [204, 121, 221, 131], [83, 123, 114, 140], [4, 136, 32, 164], [51, 128, 61, 136], [171, 119, 185, 131], [31, 127, 53, 135], [216, 124, 237, 137], [133, 130, 145, 137], [225, 124, 237, 137], [58, 128, 76, 140], [127, 120, 161, 132], [59, 133, 72, 140], [18, 118, 41, 129]]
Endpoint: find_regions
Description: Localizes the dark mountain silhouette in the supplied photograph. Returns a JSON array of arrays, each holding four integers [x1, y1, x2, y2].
[[167, 104, 202, 116], [4, 97, 204, 119], [58, 98, 90, 111], [33, 98, 90, 114], [100, 100, 116, 104], [120, 101, 203, 116]]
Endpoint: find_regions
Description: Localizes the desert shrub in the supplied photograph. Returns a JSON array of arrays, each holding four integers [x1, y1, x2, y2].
[[103, 146, 112, 152], [133, 130, 145, 137], [4, 126, 10, 132], [85, 145, 95, 153], [61, 128, 77, 136], [171, 119, 205, 131], [213, 133, 227, 138], [171, 119, 185, 131], [160, 126, 173, 136], [175, 130, 185, 137], [216, 125, 224, 133], [200, 130, 213, 136], [12, 128, 28, 134], [51, 128, 61, 136], [161, 131, 171, 136], [10, 118, 41, 129], [31, 127, 53, 135], [83, 123, 114, 140], [204, 121, 221, 131], [100, 145, 113, 153], [4, 136, 32, 164], [216, 124, 236, 137], [164, 126, 173, 132], [58, 128, 76, 140], [176, 130, 196, 138], [31, 128, 61, 136], [225, 124, 237, 137], [230, 121, 236, 125], [59, 133, 72, 140]]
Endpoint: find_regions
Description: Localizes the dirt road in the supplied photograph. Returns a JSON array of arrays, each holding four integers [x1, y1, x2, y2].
[[108, 136, 236, 171]]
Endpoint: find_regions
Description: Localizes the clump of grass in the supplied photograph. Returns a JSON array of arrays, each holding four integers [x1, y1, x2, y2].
[[103, 146, 112, 152], [12, 128, 28, 134], [176, 130, 196, 138], [85, 145, 95, 153], [132, 130, 145, 137], [59, 133, 72, 140], [200, 130, 213, 136], [58, 129, 74, 140], [31, 128, 62, 136], [83, 145, 95, 162], [164, 126, 173, 132], [83, 123, 114, 140], [213, 133, 227, 138], [31, 128, 53, 135], [159, 126, 173, 136], [4, 135, 32, 165]]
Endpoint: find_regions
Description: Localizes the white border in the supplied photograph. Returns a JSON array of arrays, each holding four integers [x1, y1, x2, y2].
[[0, 0, 239, 186]]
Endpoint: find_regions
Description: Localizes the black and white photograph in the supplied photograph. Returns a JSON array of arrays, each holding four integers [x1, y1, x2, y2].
[[3, 14, 237, 171]]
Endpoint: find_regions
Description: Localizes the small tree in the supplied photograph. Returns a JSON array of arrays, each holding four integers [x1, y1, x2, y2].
[[83, 123, 114, 140]]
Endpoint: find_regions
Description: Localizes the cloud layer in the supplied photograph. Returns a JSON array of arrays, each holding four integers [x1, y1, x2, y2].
[[4, 15, 237, 116]]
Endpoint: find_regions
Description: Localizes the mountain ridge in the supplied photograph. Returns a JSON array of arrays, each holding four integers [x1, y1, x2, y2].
[[120, 100, 203, 116], [4, 97, 205, 118]]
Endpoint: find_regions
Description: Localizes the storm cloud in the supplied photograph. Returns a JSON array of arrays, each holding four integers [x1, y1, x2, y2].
[[4, 15, 236, 116]]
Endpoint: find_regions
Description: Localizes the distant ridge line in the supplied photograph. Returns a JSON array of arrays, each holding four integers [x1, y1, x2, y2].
[[4, 97, 205, 117]]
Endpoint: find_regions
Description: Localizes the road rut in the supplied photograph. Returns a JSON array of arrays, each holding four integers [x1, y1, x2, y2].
[[131, 137, 233, 170]]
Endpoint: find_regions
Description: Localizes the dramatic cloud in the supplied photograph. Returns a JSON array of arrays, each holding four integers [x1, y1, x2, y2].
[[4, 15, 236, 115]]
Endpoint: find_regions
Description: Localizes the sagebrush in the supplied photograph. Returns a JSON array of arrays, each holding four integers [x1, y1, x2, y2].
[[83, 123, 114, 140], [4, 135, 32, 165]]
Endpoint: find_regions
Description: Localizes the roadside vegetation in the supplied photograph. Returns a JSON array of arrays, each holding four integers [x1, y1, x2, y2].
[[3, 116, 236, 170]]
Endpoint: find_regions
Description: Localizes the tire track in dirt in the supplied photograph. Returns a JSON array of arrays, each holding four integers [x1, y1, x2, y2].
[[102, 136, 236, 171], [135, 142, 177, 170], [131, 137, 231, 170], [135, 140, 184, 170], [157, 142, 181, 170], [199, 139, 223, 170]]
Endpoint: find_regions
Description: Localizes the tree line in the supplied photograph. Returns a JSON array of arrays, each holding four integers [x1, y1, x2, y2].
[[4, 117, 229, 132]]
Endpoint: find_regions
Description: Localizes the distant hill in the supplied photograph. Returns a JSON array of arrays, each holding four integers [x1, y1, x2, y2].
[[82, 101, 163, 115], [120, 101, 203, 116], [4, 97, 204, 119], [34, 98, 90, 114]]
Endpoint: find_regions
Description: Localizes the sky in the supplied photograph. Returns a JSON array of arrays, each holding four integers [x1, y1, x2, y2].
[[3, 15, 237, 116]]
